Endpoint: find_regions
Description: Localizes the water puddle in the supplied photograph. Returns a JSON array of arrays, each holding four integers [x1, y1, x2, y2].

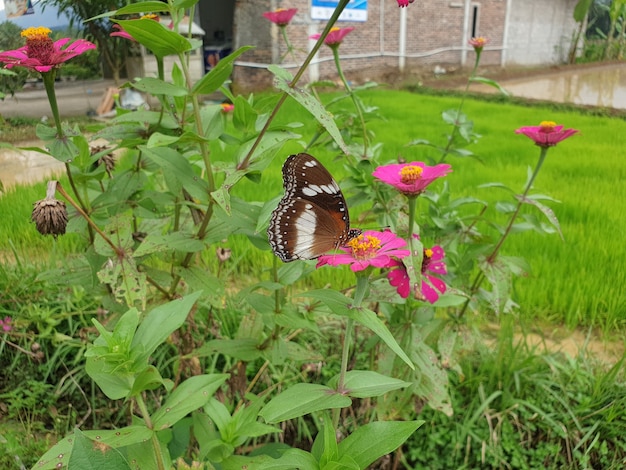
[[471, 63, 626, 109], [0, 142, 64, 190]]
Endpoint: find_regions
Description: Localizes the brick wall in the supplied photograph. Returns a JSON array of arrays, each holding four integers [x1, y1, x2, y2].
[[232, 0, 571, 91]]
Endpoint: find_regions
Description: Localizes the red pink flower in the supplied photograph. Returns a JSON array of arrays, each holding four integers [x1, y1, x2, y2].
[[515, 121, 579, 148], [0, 27, 95, 73]]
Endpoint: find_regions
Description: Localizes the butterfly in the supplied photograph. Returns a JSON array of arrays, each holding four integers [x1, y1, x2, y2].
[[267, 153, 361, 262]]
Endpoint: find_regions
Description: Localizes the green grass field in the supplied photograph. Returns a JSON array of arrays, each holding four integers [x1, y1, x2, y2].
[[1, 88, 625, 331]]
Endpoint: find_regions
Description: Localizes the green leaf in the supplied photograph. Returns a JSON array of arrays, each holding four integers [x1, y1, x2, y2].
[[131, 77, 188, 96], [130, 366, 167, 396], [337, 421, 423, 469], [259, 384, 352, 423], [315, 418, 339, 468], [115, 19, 192, 57], [140, 146, 210, 202], [97, 255, 146, 309], [328, 370, 410, 398], [470, 76, 509, 95], [480, 257, 511, 315], [519, 194, 563, 240], [269, 65, 349, 155], [68, 428, 131, 470], [257, 449, 319, 470], [152, 374, 229, 430], [197, 339, 262, 362], [133, 232, 205, 257], [192, 46, 254, 95], [88, 1, 170, 21], [133, 292, 203, 363], [303, 290, 414, 370], [574, 0, 593, 22], [33, 426, 153, 470]]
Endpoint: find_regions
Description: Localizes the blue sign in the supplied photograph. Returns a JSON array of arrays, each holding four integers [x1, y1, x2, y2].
[[311, 0, 368, 22]]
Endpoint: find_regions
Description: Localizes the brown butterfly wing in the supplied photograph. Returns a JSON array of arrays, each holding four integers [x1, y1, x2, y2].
[[268, 153, 359, 262]]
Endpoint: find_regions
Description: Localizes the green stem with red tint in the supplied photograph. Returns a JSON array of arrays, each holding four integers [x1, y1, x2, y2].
[[42, 70, 90, 235], [333, 272, 368, 427], [238, 0, 351, 171], [458, 145, 550, 318], [437, 48, 482, 164], [332, 45, 368, 157]]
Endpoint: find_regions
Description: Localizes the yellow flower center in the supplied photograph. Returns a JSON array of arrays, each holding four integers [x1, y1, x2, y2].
[[424, 248, 433, 258], [141, 14, 159, 20], [347, 235, 381, 259], [399, 165, 423, 184], [539, 121, 557, 132], [21, 26, 52, 40], [330, 27, 340, 33], [21, 26, 55, 65], [276, 8, 286, 12]]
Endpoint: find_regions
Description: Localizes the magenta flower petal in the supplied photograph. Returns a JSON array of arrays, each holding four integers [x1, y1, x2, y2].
[[386, 245, 448, 303], [310, 27, 355, 47], [515, 121, 578, 148], [468, 36, 489, 53], [387, 260, 411, 298], [422, 275, 446, 303], [316, 229, 409, 272], [373, 162, 452, 196], [111, 24, 134, 41], [263, 8, 297, 26], [397, 0, 415, 6]]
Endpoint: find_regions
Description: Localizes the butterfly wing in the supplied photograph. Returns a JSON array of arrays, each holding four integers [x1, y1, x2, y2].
[[268, 153, 356, 262]]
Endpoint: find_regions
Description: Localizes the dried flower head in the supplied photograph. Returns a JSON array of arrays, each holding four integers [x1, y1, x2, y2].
[[32, 181, 68, 238]]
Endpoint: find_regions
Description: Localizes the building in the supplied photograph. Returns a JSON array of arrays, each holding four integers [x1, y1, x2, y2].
[[220, 0, 579, 91]]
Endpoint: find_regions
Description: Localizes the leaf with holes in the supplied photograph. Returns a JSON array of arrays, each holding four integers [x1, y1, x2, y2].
[[269, 65, 349, 155]]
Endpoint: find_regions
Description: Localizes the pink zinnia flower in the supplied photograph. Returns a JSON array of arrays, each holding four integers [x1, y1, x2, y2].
[[263, 8, 297, 26], [220, 103, 234, 113], [515, 121, 579, 148], [0, 27, 96, 73], [316, 230, 410, 272], [468, 36, 489, 53], [310, 27, 355, 47], [387, 245, 447, 303], [397, 0, 415, 7], [372, 162, 452, 196]]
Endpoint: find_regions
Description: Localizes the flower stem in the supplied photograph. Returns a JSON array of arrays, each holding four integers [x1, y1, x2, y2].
[[42, 70, 88, 220], [55, 181, 123, 257], [437, 53, 481, 164], [239, 0, 351, 170], [333, 273, 368, 428], [42, 71, 63, 136], [135, 394, 165, 470], [458, 145, 550, 318], [279, 26, 298, 64], [332, 46, 368, 156], [406, 195, 417, 241]]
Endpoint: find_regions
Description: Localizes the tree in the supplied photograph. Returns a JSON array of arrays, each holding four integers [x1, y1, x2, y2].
[[40, 0, 132, 83], [0, 21, 32, 97], [569, 0, 594, 63]]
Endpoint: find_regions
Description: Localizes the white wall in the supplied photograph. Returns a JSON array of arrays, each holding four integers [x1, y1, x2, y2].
[[504, 0, 579, 65]]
